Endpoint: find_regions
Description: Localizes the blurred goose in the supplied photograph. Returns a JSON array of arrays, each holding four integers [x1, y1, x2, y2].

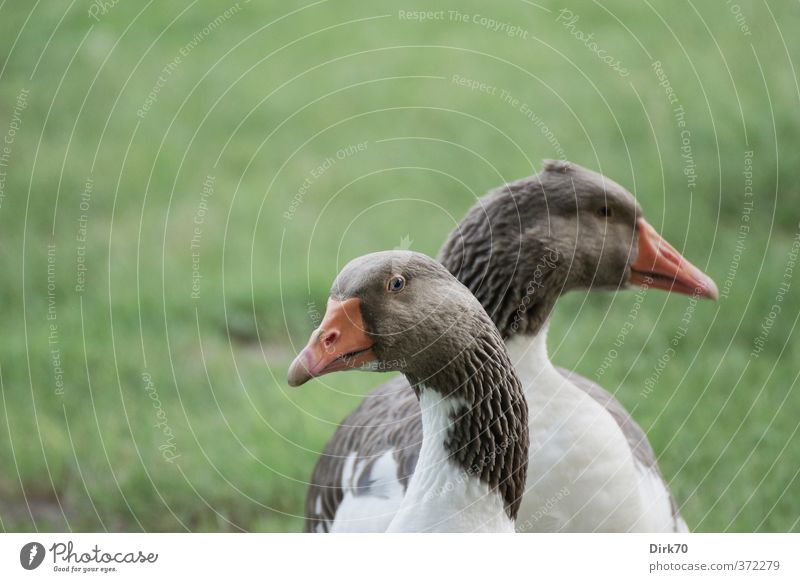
[[288, 251, 529, 532], [303, 160, 718, 533]]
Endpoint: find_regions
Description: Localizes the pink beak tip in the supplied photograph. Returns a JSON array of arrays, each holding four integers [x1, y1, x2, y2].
[[287, 349, 314, 387], [687, 263, 719, 300], [701, 275, 720, 301]]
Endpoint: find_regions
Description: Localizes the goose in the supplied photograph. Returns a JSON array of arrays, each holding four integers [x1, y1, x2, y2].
[[303, 160, 718, 533], [288, 251, 529, 532]]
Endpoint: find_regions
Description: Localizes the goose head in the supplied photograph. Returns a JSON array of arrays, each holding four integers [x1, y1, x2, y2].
[[439, 159, 719, 337], [287, 251, 492, 387], [288, 251, 529, 529]]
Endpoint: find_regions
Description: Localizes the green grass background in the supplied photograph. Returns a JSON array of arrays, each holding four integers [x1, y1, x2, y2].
[[0, 0, 798, 532]]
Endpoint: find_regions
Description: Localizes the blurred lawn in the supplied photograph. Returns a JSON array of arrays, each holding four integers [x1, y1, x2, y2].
[[0, 0, 798, 532]]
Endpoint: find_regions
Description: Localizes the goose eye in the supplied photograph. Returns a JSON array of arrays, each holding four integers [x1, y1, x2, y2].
[[597, 206, 612, 218], [387, 275, 406, 293]]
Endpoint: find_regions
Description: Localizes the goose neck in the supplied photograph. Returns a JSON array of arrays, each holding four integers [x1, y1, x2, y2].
[[390, 335, 528, 531]]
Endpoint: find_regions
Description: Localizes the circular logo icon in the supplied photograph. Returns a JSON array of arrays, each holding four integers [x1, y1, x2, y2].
[[20, 542, 46, 570]]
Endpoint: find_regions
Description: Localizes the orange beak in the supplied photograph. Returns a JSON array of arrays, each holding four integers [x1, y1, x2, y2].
[[629, 218, 718, 299], [287, 297, 376, 387]]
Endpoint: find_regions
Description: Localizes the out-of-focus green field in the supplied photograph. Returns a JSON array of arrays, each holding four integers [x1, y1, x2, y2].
[[0, 0, 798, 532]]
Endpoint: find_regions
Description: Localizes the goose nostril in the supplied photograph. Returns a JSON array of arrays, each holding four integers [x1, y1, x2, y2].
[[321, 330, 339, 353]]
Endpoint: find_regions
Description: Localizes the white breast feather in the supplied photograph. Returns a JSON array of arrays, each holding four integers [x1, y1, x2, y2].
[[506, 332, 681, 532]]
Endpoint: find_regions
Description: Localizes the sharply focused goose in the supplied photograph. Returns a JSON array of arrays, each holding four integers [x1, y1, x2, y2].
[[303, 160, 718, 533], [288, 251, 529, 532]]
